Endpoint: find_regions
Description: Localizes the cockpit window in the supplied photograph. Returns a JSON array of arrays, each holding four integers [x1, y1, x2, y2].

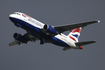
[[17, 13, 21, 15], [13, 12, 21, 15]]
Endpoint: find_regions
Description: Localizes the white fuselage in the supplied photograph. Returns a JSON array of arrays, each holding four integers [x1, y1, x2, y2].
[[9, 12, 77, 48]]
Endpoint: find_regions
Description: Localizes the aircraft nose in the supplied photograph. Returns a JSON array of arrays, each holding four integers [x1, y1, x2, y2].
[[9, 15, 13, 21], [9, 14, 17, 23], [9, 14, 13, 18], [9, 14, 16, 21]]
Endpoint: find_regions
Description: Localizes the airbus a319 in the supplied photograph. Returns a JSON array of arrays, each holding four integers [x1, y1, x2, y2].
[[9, 12, 100, 51]]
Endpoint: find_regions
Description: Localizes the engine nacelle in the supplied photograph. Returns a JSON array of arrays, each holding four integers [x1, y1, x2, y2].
[[13, 33, 27, 43], [43, 24, 58, 35]]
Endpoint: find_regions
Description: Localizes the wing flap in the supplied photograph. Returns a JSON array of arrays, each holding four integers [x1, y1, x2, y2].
[[23, 33, 38, 41]]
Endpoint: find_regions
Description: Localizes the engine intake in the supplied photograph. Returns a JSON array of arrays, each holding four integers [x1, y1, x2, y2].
[[13, 33, 27, 43], [43, 24, 58, 35]]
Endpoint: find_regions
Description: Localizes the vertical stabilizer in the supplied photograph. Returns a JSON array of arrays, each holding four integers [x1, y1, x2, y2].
[[68, 27, 82, 42]]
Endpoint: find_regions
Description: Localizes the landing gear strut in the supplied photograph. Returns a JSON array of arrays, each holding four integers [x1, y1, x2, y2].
[[40, 38, 44, 44]]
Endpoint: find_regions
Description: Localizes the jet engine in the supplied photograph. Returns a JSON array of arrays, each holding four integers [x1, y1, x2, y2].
[[43, 24, 58, 35], [13, 33, 27, 43]]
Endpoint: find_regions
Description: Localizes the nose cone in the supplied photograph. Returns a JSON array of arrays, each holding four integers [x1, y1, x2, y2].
[[9, 14, 16, 18], [9, 14, 17, 24], [9, 14, 14, 21], [9, 16, 12, 21]]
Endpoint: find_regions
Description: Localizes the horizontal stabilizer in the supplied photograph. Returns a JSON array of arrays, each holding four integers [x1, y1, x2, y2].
[[62, 47, 71, 51], [75, 41, 96, 46]]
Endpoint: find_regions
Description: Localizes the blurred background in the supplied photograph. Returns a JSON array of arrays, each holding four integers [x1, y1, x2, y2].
[[0, 0, 104, 70]]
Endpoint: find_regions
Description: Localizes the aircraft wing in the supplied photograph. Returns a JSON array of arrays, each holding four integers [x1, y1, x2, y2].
[[9, 33, 39, 47], [55, 20, 100, 33], [9, 40, 21, 47]]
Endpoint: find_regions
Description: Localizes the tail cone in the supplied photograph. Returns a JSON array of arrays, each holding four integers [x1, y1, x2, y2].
[[79, 46, 83, 49]]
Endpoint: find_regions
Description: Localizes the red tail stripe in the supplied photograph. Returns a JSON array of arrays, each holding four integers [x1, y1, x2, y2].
[[70, 36, 77, 42], [72, 28, 81, 33]]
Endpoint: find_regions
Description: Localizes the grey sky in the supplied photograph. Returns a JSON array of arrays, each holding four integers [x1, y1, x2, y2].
[[0, 0, 105, 70]]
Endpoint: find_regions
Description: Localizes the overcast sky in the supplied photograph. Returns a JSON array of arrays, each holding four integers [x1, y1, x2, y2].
[[0, 0, 105, 70]]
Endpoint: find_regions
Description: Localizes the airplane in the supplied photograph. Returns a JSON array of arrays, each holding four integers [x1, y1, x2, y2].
[[9, 12, 100, 51]]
